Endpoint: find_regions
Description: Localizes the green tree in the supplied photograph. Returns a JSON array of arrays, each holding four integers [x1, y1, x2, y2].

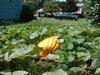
[[84, 0, 100, 26], [24, 0, 42, 12], [43, 1, 59, 14], [21, 0, 44, 21]]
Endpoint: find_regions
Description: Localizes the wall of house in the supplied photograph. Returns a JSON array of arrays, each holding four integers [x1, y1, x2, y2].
[[0, 0, 22, 21]]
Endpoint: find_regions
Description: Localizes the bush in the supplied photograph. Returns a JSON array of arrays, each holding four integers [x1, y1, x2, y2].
[[43, 1, 59, 14], [84, 0, 100, 26], [20, 5, 33, 22]]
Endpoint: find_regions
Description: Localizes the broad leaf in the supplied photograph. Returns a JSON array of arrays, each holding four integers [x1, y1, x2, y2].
[[75, 38, 85, 44], [68, 55, 75, 62], [95, 68, 100, 75], [68, 43, 74, 50], [29, 32, 39, 39], [9, 45, 34, 60], [0, 72, 11, 75], [0, 71, 28, 75], [46, 54, 60, 61], [69, 67, 81, 73], [13, 71, 28, 75], [42, 69, 68, 75]]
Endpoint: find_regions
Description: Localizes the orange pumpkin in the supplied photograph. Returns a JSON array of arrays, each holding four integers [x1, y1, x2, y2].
[[51, 43, 59, 53], [38, 50, 49, 57], [38, 36, 60, 58]]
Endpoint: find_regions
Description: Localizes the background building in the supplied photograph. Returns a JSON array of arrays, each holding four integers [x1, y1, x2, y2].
[[0, 0, 23, 21]]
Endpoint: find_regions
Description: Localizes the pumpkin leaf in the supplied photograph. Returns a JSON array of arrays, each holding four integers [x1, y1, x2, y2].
[[46, 54, 60, 60], [13, 70, 28, 75], [0, 72, 11, 75], [29, 32, 39, 39], [68, 43, 74, 50], [69, 67, 81, 73], [75, 38, 85, 44], [42, 69, 68, 75], [95, 68, 100, 75], [59, 39, 64, 43], [68, 55, 75, 62], [0, 71, 28, 75], [9, 45, 34, 60]]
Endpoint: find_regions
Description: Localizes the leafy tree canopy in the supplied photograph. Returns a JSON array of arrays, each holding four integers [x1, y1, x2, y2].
[[43, 0, 59, 13]]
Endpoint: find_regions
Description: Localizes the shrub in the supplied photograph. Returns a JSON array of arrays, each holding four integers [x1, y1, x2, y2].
[[20, 5, 33, 22], [43, 1, 59, 14], [84, 0, 100, 26]]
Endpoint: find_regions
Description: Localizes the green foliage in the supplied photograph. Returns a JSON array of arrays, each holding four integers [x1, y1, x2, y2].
[[0, 71, 28, 75], [22, 0, 44, 21], [84, 0, 100, 26], [24, 0, 42, 12], [43, 1, 59, 13], [0, 20, 100, 75], [20, 5, 33, 22], [42, 69, 68, 75]]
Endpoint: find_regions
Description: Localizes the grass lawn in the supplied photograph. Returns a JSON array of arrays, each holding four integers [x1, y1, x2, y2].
[[0, 18, 89, 26], [38, 18, 89, 25]]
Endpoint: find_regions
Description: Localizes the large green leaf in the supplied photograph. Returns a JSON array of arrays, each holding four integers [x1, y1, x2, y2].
[[95, 68, 100, 75], [13, 71, 28, 75], [67, 43, 74, 50], [9, 45, 34, 60], [0, 71, 28, 75], [29, 32, 39, 39], [68, 55, 75, 62], [64, 35, 75, 50], [69, 67, 81, 73], [42, 69, 68, 75], [0, 72, 11, 75], [75, 38, 85, 44]]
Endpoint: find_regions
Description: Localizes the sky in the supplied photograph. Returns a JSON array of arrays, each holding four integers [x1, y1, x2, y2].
[[55, 0, 66, 2], [55, 0, 83, 2]]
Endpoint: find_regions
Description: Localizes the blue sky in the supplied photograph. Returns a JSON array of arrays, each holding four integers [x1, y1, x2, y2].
[[55, 0, 66, 2]]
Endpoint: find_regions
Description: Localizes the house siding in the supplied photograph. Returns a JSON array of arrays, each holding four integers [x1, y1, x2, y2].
[[0, 0, 22, 21]]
